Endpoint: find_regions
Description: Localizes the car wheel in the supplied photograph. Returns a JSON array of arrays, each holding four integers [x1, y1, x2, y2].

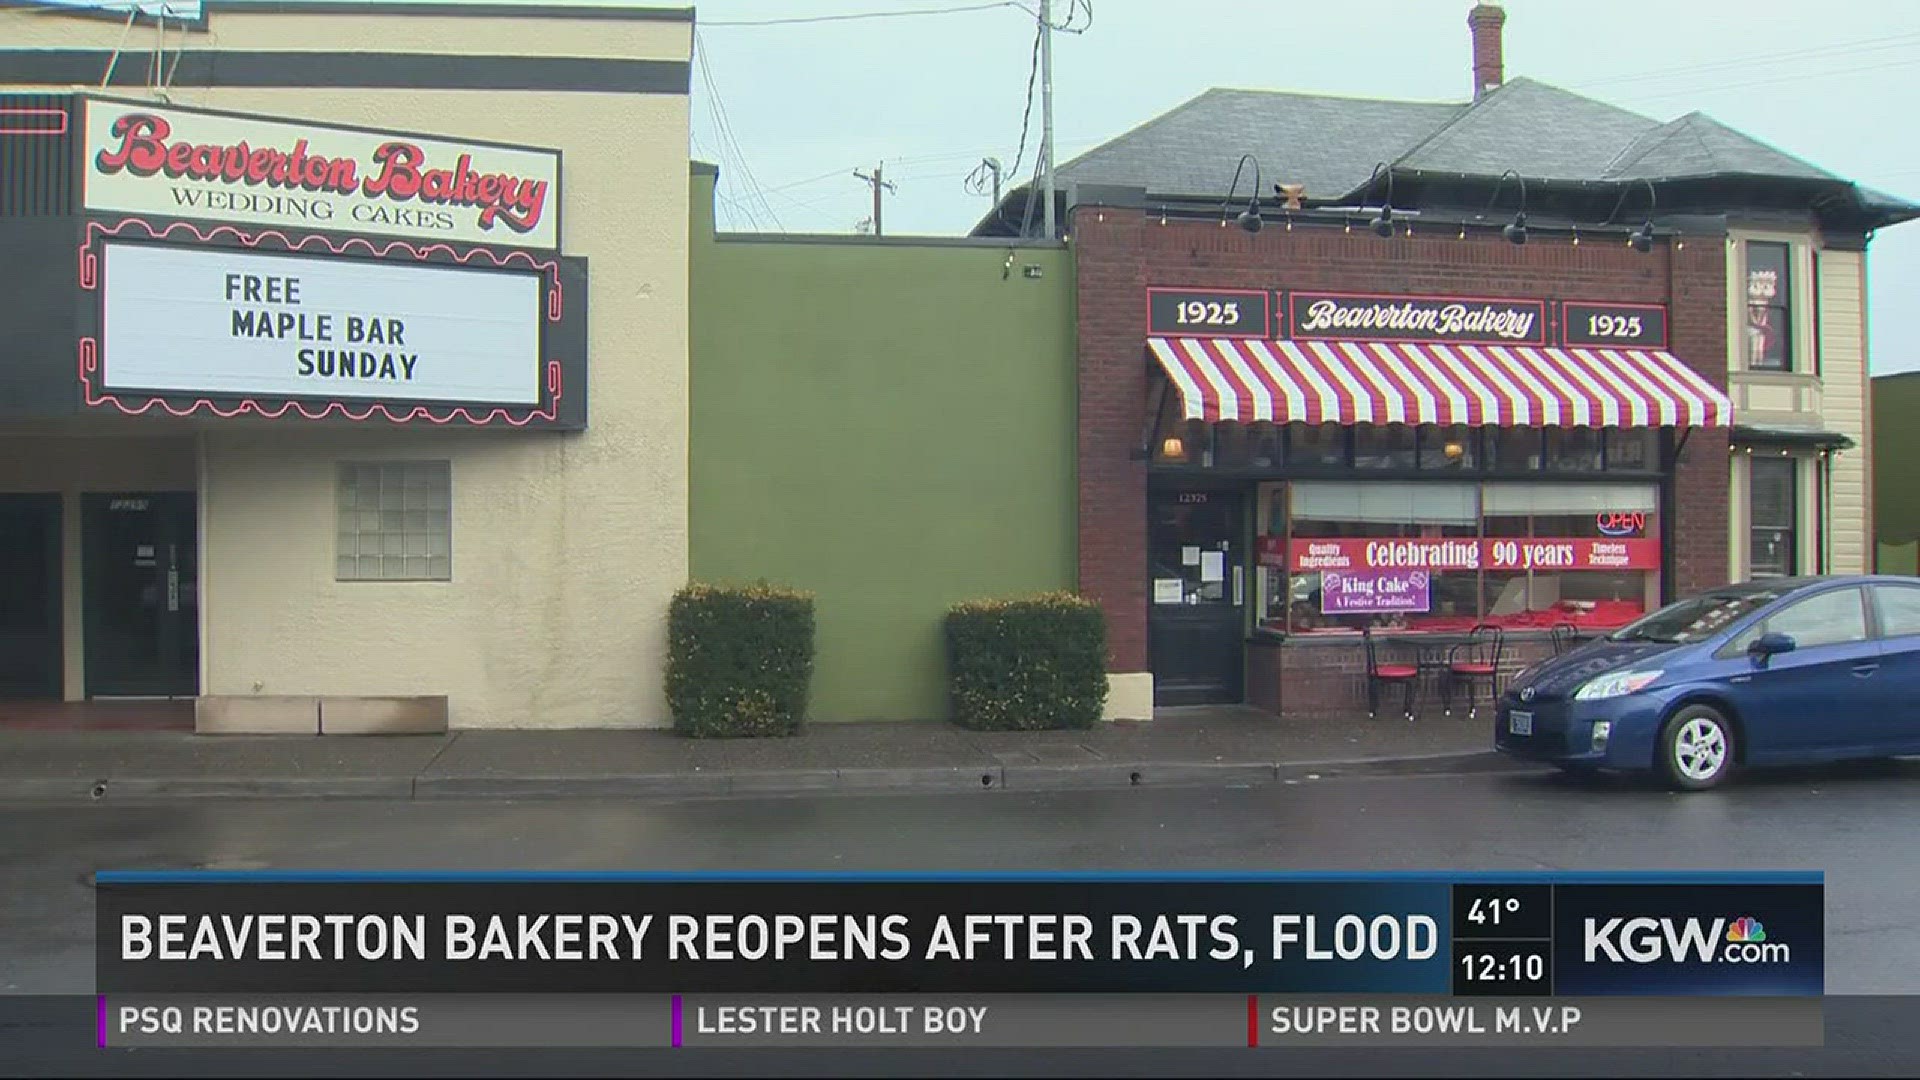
[[1660, 705, 1736, 791]]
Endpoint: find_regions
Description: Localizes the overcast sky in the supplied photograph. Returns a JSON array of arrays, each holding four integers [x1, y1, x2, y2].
[[683, 0, 1920, 374], [41, 0, 1920, 371]]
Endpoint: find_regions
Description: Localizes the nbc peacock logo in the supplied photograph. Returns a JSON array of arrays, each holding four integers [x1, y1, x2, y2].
[[1719, 915, 1789, 962], [1727, 917, 1767, 944]]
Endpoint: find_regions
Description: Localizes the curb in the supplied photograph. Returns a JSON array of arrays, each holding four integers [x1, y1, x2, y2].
[[0, 750, 1510, 803]]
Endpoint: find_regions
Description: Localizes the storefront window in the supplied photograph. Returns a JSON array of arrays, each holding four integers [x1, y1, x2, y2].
[[1546, 427, 1604, 472], [1419, 425, 1477, 470], [1487, 428, 1542, 471], [1274, 482, 1480, 633], [1605, 428, 1657, 470], [1289, 422, 1348, 468], [1258, 479, 1662, 636], [1479, 482, 1660, 629], [1353, 424, 1418, 470]]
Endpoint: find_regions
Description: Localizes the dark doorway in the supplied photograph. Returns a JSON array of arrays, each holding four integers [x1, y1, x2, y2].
[[1148, 487, 1247, 705], [83, 493, 198, 698], [0, 495, 63, 699]]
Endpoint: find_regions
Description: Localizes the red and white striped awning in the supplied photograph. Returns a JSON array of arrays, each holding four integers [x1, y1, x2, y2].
[[1147, 337, 1731, 428]]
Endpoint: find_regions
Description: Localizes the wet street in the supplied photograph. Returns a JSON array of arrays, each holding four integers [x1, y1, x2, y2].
[[5, 763, 1920, 1074]]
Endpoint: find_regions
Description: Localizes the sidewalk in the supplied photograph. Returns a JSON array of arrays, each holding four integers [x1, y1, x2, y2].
[[0, 706, 1509, 802]]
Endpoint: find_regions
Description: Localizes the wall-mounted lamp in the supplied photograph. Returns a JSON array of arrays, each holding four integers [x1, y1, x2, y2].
[[1604, 178, 1659, 254], [1161, 436, 1187, 460], [1488, 169, 1528, 246], [1222, 154, 1265, 234], [1365, 163, 1397, 238]]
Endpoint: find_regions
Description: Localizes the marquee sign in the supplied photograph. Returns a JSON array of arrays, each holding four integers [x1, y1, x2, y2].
[[77, 219, 589, 428], [101, 243, 542, 406], [81, 97, 561, 250]]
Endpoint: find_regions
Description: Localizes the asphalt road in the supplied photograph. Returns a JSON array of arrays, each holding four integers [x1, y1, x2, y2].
[[5, 762, 1920, 1076]]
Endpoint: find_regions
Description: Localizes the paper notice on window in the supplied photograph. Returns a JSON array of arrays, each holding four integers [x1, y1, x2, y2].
[[1182, 546, 1201, 566], [1200, 551, 1226, 582], [1153, 578, 1185, 605]]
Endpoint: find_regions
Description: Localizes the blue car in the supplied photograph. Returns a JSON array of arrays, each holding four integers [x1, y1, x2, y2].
[[1494, 575, 1920, 790]]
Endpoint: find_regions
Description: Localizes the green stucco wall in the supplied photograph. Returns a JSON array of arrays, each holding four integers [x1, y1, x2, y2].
[[689, 167, 1077, 720], [1873, 372, 1920, 572]]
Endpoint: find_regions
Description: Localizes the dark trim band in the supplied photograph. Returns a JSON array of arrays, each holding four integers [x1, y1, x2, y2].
[[3, 50, 690, 95], [0, 2, 694, 32]]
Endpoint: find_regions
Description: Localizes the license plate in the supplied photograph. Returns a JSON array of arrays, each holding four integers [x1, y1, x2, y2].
[[1508, 710, 1534, 736]]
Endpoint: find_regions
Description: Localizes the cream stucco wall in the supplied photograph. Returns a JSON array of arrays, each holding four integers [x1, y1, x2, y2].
[[9, 9, 692, 726], [1723, 230, 1871, 578]]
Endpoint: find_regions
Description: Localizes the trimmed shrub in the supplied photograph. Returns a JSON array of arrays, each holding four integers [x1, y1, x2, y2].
[[945, 592, 1108, 731], [666, 583, 815, 738]]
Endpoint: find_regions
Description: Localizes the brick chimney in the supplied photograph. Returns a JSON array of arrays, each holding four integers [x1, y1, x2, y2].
[[1468, 2, 1506, 99]]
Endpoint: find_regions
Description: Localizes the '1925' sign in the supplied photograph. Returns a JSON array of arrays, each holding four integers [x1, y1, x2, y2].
[[1560, 302, 1668, 348], [1147, 288, 1269, 337]]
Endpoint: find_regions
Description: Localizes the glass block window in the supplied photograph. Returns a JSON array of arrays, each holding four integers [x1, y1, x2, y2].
[[336, 462, 452, 581]]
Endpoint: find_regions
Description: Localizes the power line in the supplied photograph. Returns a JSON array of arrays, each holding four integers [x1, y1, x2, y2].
[[1566, 30, 1920, 90], [694, 28, 785, 231], [1622, 54, 1920, 104], [702, 1, 1031, 28]]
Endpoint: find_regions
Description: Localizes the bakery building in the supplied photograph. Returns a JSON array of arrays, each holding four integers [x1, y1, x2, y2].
[[0, 2, 691, 729], [982, 3, 1917, 717]]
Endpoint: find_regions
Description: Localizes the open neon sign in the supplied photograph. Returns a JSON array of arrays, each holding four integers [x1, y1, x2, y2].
[[1596, 512, 1646, 537]]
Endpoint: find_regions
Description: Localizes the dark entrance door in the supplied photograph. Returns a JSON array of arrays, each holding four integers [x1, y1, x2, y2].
[[1148, 488, 1246, 705], [0, 495, 63, 699], [83, 493, 198, 698]]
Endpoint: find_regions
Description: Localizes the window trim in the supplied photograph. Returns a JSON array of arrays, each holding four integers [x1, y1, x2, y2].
[[1742, 239, 1795, 373]]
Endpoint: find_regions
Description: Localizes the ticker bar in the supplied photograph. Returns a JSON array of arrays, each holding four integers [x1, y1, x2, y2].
[[101, 994, 1824, 1049]]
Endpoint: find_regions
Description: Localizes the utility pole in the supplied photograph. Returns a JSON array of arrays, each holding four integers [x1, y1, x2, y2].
[[1038, 0, 1056, 239], [853, 163, 896, 237]]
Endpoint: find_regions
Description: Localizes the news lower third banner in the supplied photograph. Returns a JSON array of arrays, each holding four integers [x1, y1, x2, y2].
[[94, 871, 1825, 1049]]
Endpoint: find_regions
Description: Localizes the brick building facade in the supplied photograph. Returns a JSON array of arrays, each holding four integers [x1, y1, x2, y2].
[[1071, 209, 1730, 716]]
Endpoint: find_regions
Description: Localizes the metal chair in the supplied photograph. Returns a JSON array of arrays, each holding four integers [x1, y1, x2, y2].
[[1363, 625, 1419, 721], [1442, 624, 1505, 719], [1549, 621, 1580, 657]]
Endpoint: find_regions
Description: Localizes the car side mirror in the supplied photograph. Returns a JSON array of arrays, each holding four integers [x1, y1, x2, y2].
[[1748, 631, 1796, 663]]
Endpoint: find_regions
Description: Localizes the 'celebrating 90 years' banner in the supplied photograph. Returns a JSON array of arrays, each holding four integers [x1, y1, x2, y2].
[[83, 97, 561, 250], [100, 243, 543, 406]]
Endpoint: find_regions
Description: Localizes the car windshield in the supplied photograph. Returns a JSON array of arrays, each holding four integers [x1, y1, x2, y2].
[[1608, 588, 1791, 644]]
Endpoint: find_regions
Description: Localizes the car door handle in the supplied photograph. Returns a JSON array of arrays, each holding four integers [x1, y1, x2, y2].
[[1851, 662, 1880, 677]]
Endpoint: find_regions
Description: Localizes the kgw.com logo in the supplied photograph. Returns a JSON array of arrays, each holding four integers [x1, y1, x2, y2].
[[1584, 915, 1789, 964]]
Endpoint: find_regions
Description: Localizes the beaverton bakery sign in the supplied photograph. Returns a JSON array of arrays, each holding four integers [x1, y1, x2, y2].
[[1145, 288, 1666, 349], [82, 97, 561, 250]]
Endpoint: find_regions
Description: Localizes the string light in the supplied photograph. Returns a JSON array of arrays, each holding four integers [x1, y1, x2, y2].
[[1572, 227, 1580, 246], [1344, 218, 1352, 235], [1159, 208, 1167, 225], [1458, 222, 1467, 240]]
